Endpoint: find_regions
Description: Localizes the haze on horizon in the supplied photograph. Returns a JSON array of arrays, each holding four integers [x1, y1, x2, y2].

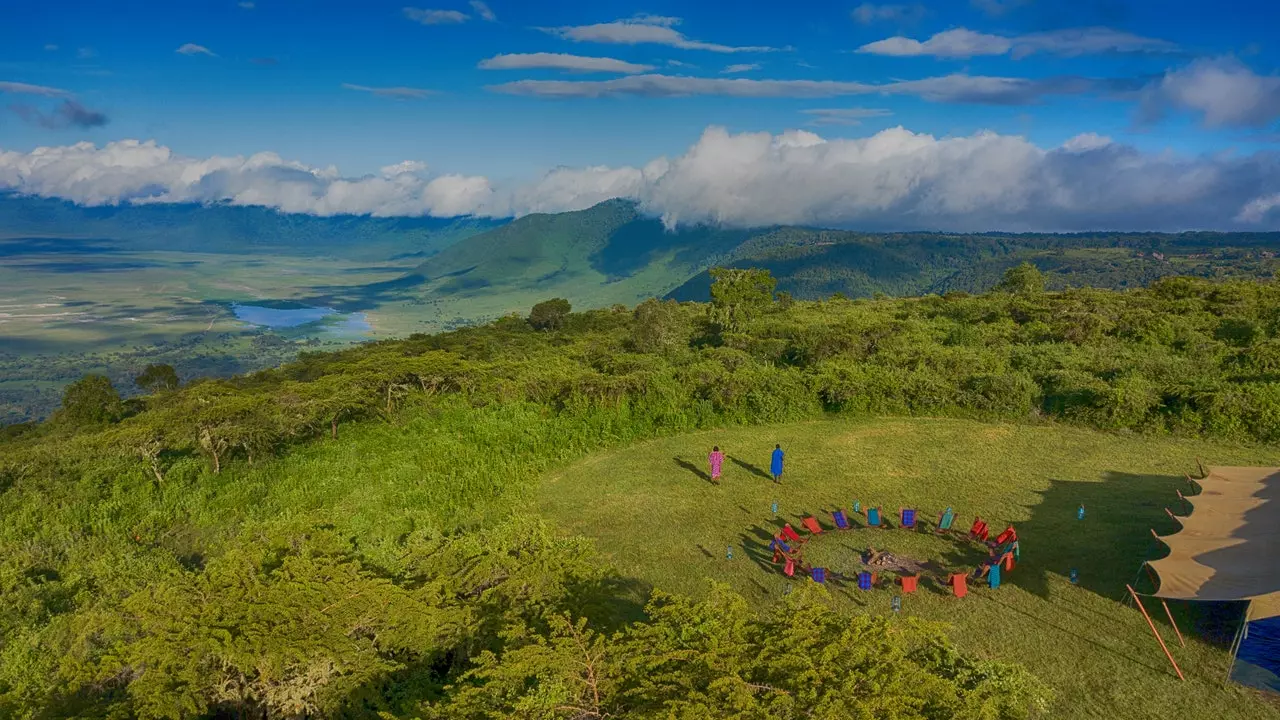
[[2, 0, 1280, 232]]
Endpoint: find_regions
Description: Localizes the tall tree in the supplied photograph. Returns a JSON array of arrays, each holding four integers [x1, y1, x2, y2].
[[710, 267, 777, 332], [59, 374, 124, 426], [995, 262, 1046, 296]]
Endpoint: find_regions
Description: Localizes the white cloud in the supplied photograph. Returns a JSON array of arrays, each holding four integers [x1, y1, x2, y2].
[[469, 0, 495, 21], [801, 108, 893, 126], [238, 1, 255, 8], [479, 53, 654, 74], [858, 26, 1177, 59], [666, 59, 696, 68], [403, 7, 469, 25], [176, 43, 217, 57], [487, 72, 1088, 105], [721, 63, 761, 74], [851, 4, 927, 24], [0, 81, 70, 97], [380, 160, 428, 177], [543, 15, 779, 53], [341, 83, 434, 99], [1140, 57, 1280, 128], [1061, 133, 1112, 152], [3, 129, 1279, 231], [1237, 193, 1280, 223]]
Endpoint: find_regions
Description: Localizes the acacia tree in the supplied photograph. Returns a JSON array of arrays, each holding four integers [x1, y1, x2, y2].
[[134, 364, 180, 393], [529, 298, 572, 331], [709, 268, 777, 332]]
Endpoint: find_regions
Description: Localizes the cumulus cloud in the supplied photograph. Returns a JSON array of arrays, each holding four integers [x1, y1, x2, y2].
[[341, 83, 434, 99], [858, 26, 1177, 59], [542, 15, 779, 53], [487, 72, 1091, 105], [0, 81, 69, 97], [479, 53, 654, 74], [1140, 57, 1280, 128], [2, 129, 1279, 231], [851, 4, 927, 24], [11, 100, 109, 129], [176, 43, 217, 56], [801, 108, 893, 126], [721, 63, 761, 74], [403, 7, 469, 25], [469, 0, 495, 21]]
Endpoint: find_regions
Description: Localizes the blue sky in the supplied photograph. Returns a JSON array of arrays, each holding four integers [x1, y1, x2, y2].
[[2, 1, 1280, 230]]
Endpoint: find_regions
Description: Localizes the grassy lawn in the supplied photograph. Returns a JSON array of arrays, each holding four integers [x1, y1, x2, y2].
[[537, 417, 1280, 720]]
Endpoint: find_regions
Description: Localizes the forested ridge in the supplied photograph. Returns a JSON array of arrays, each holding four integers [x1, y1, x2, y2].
[[5, 266, 1280, 717]]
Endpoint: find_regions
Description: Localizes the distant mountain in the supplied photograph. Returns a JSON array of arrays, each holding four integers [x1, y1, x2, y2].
[[402, 199, 759, 314], [0, 194, 505, 262]]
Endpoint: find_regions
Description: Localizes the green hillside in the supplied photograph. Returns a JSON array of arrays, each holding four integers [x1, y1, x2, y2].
[[5, 272, 1280, 717], [404, 198, 755, 318]]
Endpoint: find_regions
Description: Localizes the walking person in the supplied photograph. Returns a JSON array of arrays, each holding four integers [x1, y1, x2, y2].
[[708, 446, 725, 485], [771, 444, 784, 484]]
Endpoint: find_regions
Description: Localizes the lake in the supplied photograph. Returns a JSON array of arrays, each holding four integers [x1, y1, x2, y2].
[[231, 303, 371, 337]]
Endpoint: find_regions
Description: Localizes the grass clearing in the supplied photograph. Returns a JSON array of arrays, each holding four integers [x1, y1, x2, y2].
[[537, 416, 1280, 720]]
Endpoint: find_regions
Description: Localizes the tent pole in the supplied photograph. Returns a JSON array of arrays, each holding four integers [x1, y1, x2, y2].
[[1224, 601, 1249, 685], [1160, 600, 1185, 647], [1128, 585, 1185, 681]]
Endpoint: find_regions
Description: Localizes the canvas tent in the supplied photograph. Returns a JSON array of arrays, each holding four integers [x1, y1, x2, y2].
[[1142, 466, 1280, 684]]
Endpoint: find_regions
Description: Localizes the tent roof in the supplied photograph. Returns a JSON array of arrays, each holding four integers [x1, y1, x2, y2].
[[1147, 466, 1280, 620]]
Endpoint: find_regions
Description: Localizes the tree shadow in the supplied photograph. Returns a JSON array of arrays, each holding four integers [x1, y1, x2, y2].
[[727, 454, 772, 481], [673, 457, 713, 484], [1011, 471, 1190, 600]]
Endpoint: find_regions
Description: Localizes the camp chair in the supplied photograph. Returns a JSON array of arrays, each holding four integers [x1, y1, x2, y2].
[[857, 571, 877, 590], [867, 507, 886, 528], [988, 563, 1002, 590], [948, 573, 968, 598], [812, 567, 827, 583], [801, 516, 824, 536], [831, 509, 851, 530], [936, 507, 956, 533], [781, 524, 804, 544], [900, 574, 919, 594], [784, 558, 795, 577], [770, 537, 794, 563], [900, 508, 917, 530], [969, 518, 989, 542], [993, 525, 1017, 546], [1001, 551, 1015, 572]]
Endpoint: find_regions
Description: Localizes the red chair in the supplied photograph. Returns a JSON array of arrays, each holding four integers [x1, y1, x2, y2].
[[969, 518, 989, 543], [900, 575, 919, 594], [993, 525, 1017, 546], [781, 524, 804, 544], [801, 516, 824, 536], [948, 573, 969, 598]]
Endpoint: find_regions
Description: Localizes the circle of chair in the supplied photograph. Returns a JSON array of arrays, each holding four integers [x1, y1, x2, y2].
[[768, 504, 1021, 600]]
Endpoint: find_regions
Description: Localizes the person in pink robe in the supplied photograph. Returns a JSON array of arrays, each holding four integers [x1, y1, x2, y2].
[[708, 446, 725, 484]]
